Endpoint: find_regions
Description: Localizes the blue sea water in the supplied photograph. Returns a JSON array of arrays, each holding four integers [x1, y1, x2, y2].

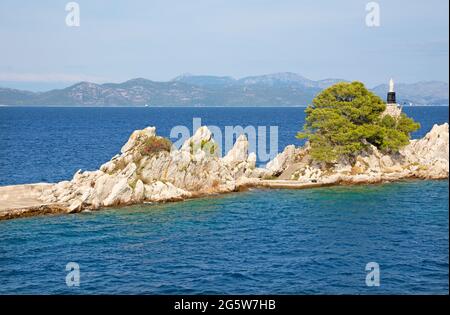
[[0, 106, 448, 294], [1, 106, 448, 186]]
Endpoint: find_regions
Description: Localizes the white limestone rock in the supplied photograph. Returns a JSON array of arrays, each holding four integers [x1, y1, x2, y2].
[[222, 134, 248, 166], [103, 178, 133, 207], [132, 179, 145, 202], [245, 167, 271, 179], [120, 162, 137, 179], [68, 200, 82, 213], [265, 145, 296, 175], [181, 126, 218, 158], [247, 152, 257, 169], [403, 123, 449, 163], [144, 181, 191, 202], [100, 160, 115, 173], [121, 126, 156, 153]]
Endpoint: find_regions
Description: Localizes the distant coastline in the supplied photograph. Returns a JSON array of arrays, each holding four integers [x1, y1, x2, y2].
[[1, 73, 448, 107]]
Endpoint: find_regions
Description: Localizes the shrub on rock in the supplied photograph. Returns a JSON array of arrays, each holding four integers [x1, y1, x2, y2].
[[139, 136, 172, 156]]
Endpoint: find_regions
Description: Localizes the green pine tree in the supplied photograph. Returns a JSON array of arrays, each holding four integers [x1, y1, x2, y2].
[[297, 81, 420, 163]]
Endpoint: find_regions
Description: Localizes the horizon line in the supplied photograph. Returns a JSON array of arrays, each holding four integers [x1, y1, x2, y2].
[[0, 72, 448, 93]]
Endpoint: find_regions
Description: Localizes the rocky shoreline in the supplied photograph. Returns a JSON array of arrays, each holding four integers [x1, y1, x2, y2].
[[0, 123, 448, 221]]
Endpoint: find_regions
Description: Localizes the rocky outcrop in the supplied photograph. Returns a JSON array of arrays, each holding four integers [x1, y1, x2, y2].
[[286, 123, 449, 184], [221, 134, 259, 178], [39, 126, 250, 212], [33, 122, 449, 216], [121, 126, 156, 153], [401, 123, 449, 178], [265, 145, 297, 176]]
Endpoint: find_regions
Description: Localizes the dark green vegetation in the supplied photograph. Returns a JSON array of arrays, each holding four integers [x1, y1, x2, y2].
[[139, 136, 172, 156], [297, 82, 420, 163]]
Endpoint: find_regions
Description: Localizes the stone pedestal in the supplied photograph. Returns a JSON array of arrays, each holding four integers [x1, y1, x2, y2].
[[382, 103, 402, 118]]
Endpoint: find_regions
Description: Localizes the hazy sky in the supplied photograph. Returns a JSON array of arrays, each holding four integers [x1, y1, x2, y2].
[[0, 0, 448, 90]]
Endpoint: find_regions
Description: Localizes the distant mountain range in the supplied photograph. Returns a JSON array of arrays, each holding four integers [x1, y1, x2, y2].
[[0, 73, 448, 106]]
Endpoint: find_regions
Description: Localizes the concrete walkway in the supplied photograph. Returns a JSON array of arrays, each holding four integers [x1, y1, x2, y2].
[[254, 179, 333, 189], [0, 179, 336, 221], [0, 184, 67, 220]]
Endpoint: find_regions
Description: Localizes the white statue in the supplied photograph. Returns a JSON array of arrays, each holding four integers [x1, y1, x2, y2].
[[389, 78, 395, 93]]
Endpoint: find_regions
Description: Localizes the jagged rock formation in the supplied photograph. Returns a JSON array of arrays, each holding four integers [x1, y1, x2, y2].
[[40, 126, 254, 212], [278, 123, 449, 184], [401, 123, 449, 178], [37, 123, 449, 215]]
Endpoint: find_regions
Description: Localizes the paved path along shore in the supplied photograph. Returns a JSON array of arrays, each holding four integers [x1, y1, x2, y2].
[[253, 179, 333, 189], [0, 180, 333, 221], [0, 184, 66, 220]]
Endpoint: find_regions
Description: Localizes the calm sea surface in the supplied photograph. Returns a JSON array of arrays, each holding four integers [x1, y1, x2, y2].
[[0, 106, 448, 294]]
